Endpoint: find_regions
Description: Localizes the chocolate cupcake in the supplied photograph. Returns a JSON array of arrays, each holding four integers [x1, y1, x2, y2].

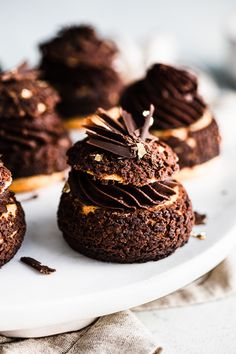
[[0, 63, 71, 193], [0, 162, 26, 267], [39, 25, 123, 129], [58, 106, 194, 263], [120, 64, 221, 179]]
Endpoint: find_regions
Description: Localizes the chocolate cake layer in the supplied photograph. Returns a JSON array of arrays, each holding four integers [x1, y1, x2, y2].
[[0, 197, 26, 267], [58, 182, 194, 263], [153, 118, 220, 169], [0, 65, 71, 179], [39, 25, 123, 118], [120, 64, 206, 130]]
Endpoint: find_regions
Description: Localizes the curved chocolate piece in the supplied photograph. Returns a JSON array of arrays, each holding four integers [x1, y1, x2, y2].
[[0, 64, 71, 178], [68, 170, 177, 210], [120, 64, 206, 130]]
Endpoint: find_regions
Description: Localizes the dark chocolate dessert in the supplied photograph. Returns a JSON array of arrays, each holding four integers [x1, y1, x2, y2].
[[58, 106, 194, 263], [120, 64, 221, 176], [0, 63, 71, 192], [39, 25, 123, 126], [0, 162, 26, 267]]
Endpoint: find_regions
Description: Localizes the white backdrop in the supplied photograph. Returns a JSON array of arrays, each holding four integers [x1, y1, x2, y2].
[[0, 0, 235, 69]]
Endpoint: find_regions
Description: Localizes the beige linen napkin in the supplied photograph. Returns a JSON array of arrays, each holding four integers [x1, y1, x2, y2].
[[1, 253, 236, 354], [0, 311, 160, 354]]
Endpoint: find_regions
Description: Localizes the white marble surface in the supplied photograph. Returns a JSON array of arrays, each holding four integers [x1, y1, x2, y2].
[[137, 294, 235, 354]]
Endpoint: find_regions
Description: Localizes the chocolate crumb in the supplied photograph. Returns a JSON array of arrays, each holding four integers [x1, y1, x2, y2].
[[194, 211, 207, 225], [20, 257, 56, 274], [20, 194, 38, 202], [191, 232, 206, 240]]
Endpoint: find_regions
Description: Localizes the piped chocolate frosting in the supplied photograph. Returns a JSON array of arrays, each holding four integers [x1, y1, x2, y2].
[[0, 64, 71, 178], [120, 63, 207, 130], [68, 170, 177, 210]]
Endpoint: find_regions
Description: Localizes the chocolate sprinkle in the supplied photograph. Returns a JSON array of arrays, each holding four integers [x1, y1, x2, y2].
[[20, 257, 56, 275], [194, 211, 207, 225]]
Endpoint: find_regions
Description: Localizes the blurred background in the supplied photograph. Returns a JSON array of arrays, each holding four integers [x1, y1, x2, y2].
[[1, 0, 236, 96], [0, 0, 236, 67]]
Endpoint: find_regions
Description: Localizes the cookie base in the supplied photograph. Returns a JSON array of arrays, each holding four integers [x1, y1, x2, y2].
[[10, 171, 66, 193]]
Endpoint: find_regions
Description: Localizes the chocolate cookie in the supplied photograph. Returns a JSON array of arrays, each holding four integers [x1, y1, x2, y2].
[[120, 64, 221, 174], [0, 163, 26, 267], [58, 106, 195, 263]]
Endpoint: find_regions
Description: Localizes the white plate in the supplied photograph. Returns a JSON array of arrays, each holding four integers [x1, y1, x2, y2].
[[0, 96, 235, 337]]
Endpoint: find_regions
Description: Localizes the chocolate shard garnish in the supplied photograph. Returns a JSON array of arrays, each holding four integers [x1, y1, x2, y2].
[[20, 257, 56, 275], [84, 105, 156, 158], [194, 211, 207, 225], [140, 104, 155, 140]]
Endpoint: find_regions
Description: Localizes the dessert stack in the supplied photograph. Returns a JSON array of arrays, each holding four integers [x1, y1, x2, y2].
[[120, 64, 221, 178], [58, 106, 195, 263], [0, 63, 71, 193], [39, 25, 123, 128]]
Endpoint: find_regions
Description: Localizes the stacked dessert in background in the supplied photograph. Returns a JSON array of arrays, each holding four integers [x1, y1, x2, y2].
[[39, 25, 123, 129], [0, 162, 26, 267], [120, 64, 221, 178], [58, 106, 195, 263], [0, 63, 71, 193]]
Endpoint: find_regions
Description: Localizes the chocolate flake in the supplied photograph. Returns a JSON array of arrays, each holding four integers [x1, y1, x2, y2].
[[194, 211, 207, 225], [140, 104, 154, 140], [20, 257, 56, 274]]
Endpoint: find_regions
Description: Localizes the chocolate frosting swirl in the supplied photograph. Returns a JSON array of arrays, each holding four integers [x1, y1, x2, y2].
[[84, 106, 155, 158], [120, 64, 207, 130], [68, 170, 177, 210], [39, 25, 117, 69]]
